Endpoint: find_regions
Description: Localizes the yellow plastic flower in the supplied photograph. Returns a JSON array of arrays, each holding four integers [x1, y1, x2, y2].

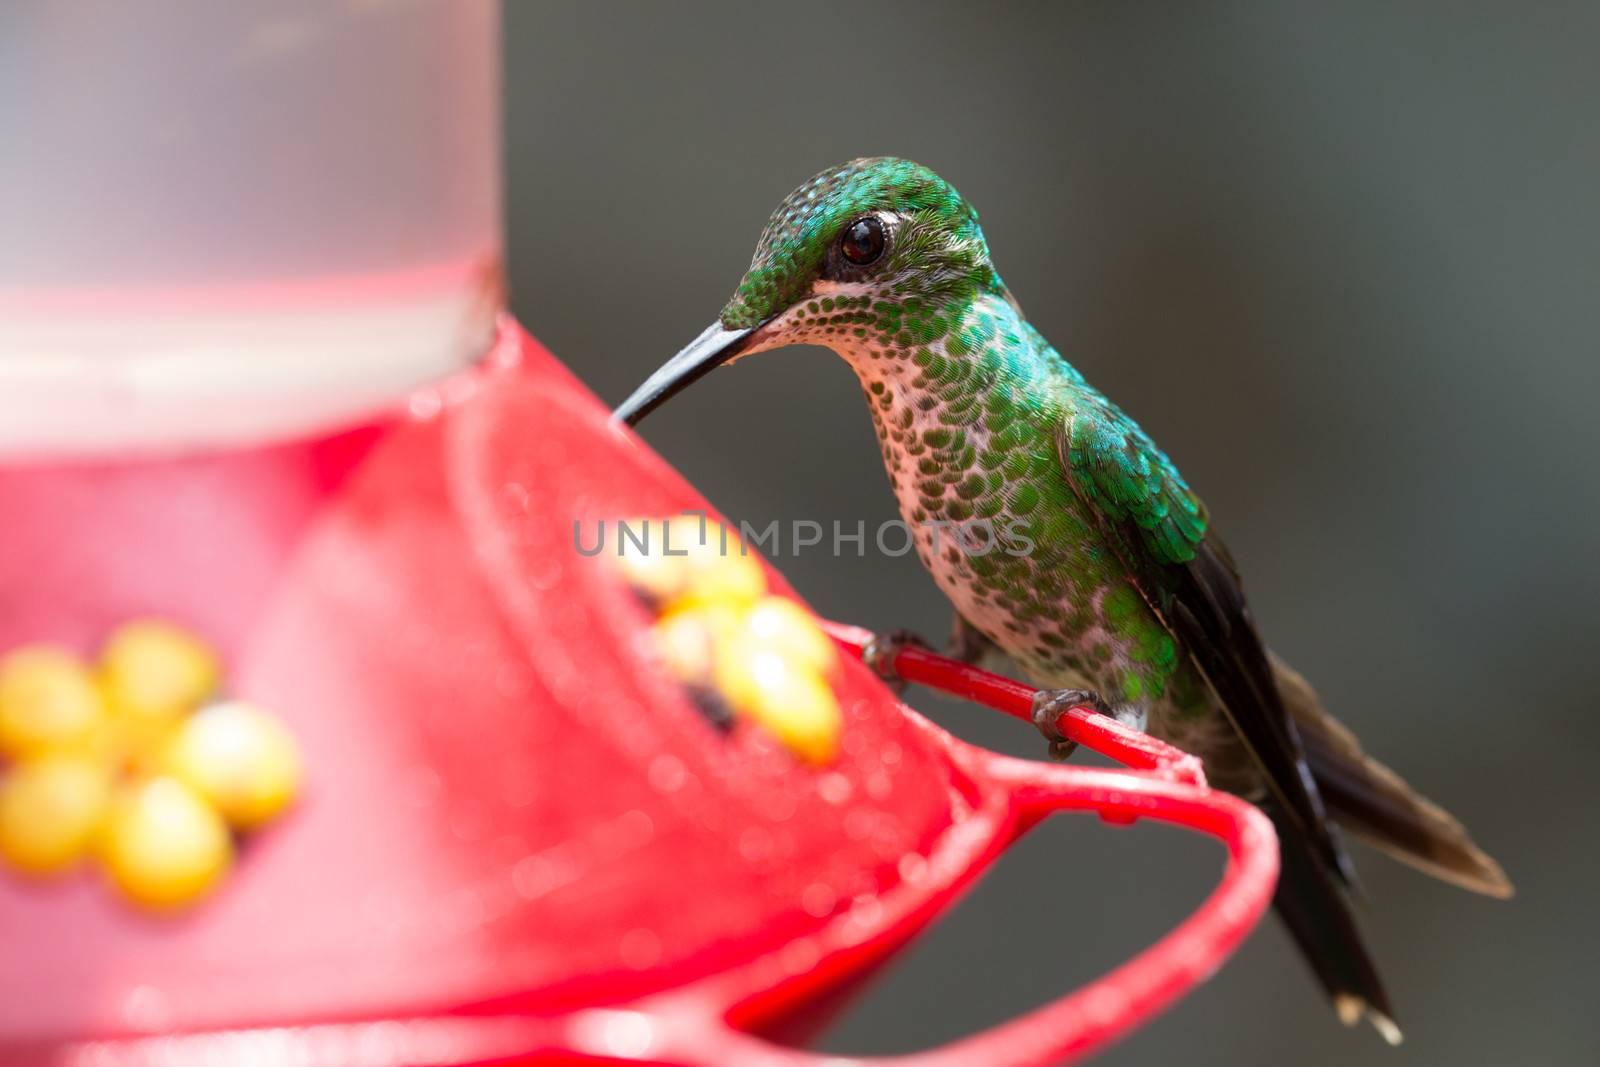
[[0, 755, 111, 875], [615, 518, 764, 611], [716, 647, 841, 765], [99, 620, 222, 728], [0, 646, 106, 759], [676, 541, 766, 609], [161, 702, 302, 831], [650, 606, 735, 689], [0, 621, 302, 912], [618, 519, 843, 766], [740, 596, 838, 677], [99, 776, 232, 910]]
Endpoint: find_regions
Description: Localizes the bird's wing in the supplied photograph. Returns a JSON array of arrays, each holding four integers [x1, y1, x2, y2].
[[1057, 395, 1352, 882]]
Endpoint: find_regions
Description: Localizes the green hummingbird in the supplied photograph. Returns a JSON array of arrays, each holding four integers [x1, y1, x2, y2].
[[614, 157, 1510, 1040]]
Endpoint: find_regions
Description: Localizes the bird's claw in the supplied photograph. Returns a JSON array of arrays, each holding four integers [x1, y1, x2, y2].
[[1030, 688, 1114, 761], [862, 629, 931, 695]]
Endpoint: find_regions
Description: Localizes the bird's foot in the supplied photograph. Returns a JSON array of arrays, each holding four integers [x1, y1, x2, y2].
[[862, 629, 931, 695], [1030, 688, 1144, 761]]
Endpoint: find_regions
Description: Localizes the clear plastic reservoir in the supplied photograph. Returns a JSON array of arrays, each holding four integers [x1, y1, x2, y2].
[[0, 1, 502, 457]]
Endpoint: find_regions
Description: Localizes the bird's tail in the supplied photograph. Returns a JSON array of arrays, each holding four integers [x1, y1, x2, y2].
[[1271, 654, 1513, 899], [1267, 800, 1403, 1044], [1262, 654, 1511, 1043]]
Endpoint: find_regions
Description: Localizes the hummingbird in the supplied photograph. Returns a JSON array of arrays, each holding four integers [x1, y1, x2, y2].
[[614, 157, 1511, 1040]]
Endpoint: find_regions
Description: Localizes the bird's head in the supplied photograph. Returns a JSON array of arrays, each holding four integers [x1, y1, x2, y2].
[[615, 158, 1004, 425]]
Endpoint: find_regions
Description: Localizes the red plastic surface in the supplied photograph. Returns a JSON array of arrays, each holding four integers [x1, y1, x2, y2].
[[0, 320, 1277, 1066]]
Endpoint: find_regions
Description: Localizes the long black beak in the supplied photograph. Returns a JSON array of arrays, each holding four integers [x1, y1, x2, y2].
[[612, 321, 762, 426]]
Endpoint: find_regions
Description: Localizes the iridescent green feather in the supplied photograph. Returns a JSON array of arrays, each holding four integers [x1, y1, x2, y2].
[[1061, 394, 1209, 567], [722, 157, 995, 330]]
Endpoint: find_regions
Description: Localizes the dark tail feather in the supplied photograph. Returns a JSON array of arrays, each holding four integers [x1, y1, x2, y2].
[[1268, 801, 1404, 1045], [1270, 654, 1514, 899], [1305, 734, 1514, 898]]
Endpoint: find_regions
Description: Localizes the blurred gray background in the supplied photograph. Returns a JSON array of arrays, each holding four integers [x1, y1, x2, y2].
[[504, 4, 1598, 1064]]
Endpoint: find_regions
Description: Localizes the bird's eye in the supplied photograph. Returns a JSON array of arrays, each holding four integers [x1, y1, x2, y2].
[[840, 216, 886, 266]]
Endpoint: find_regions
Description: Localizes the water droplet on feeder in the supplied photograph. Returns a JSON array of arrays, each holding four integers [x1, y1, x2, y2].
[[761, 789, 797, 823], [897, 853, 929, 884], [574, 1010, 656, 1059], [801, 882, 838, 918], [646, 754, 686, 793], [849, 894, 883, 928], [780, 937, 820, 975], [619, 927, 662, 970], [121, 985, 171, 1032], [408, 391, 442, 420], [525, 558, 563, 592], [843, 809, 875, 841], [739, 826, 774, 864], [615, 808, 654, 847], [498, 482, 530, 516], [817, 771, 852, 805]]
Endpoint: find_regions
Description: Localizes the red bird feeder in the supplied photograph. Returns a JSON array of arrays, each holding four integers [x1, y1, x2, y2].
[[0, 321, 1276, 1066]]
